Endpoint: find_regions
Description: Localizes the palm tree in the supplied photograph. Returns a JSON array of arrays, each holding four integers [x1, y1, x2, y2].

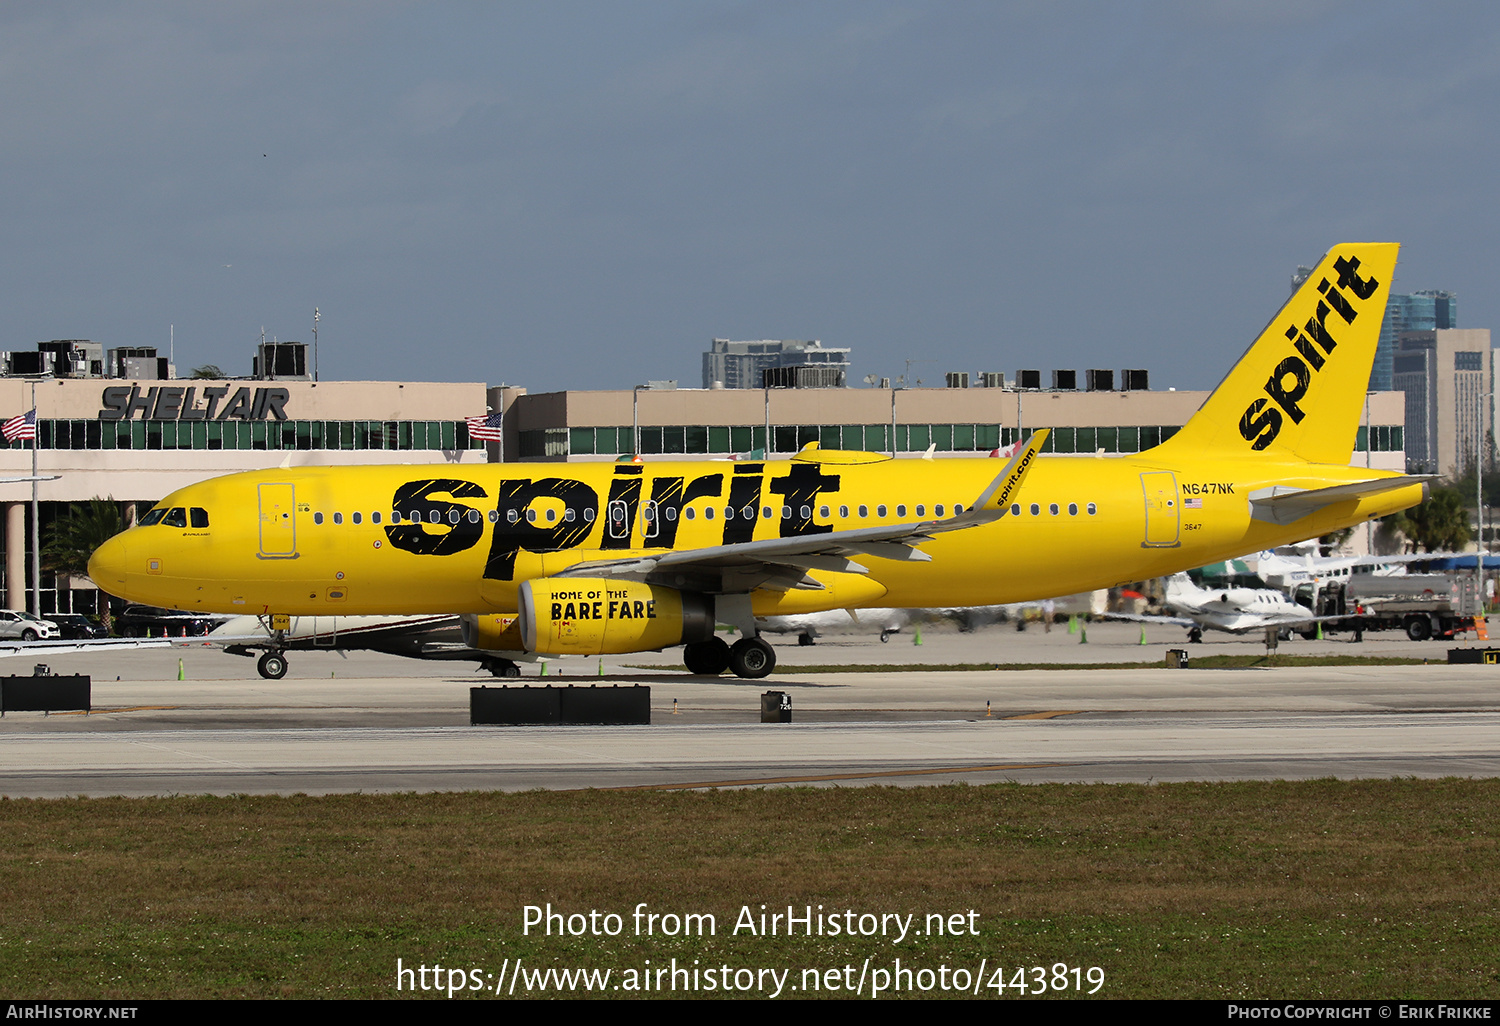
[[41, 499, 125, 630], [1387, 487, 1470, 552]]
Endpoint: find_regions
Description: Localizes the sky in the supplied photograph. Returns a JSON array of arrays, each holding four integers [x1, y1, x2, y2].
[[3, 1, 1497, 393]]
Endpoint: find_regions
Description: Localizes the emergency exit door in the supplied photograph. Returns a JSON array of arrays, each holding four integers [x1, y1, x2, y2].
[[1140, 472, 1180, 548]]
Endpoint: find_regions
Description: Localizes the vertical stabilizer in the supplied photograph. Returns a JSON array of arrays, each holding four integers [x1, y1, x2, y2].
[[1156, 243, 1398, 464]]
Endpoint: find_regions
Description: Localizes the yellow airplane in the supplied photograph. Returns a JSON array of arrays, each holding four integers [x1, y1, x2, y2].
[[89, 243, 1426, 680]]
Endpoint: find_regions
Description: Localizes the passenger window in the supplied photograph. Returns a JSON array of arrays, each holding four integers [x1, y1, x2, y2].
[[390, 511, 402, 524], [565, 508, 576, 522], [1068, 503, 1078, 516], [685, 507, 696, 521], [546, 508, 556, 523], [800, 505, 811, 519], [877, 505, 887, 517], [954, 504, 964, 514], [487, 510, 498, 523], [664, 507, 676, 521], [584, 507, 596, 522], [724, 507, 735, 520], [1049, 503, 1059, 516], [858, 505, 868, 518], [742, 505, 755, 520], [468, 509, 482, 523], [190, 507, 209, 528], [1030, 504, 1040, 516], [762, 507, 773, 519], [704, 507, 715, 520], [333, 512, 344, 525], [781, 506, 791, 519], [935, 504, 945, 517], [1010, 503, 1020, 516], [139, 508, 167, 526], [839, 505, 849, 518], [507, 509, 519, 524], [163, 507, 187, 528], [448, 510, 460, 525], [314, 512, 325, 525], [372, 512, 382, 525], [896, 504, 907, 518], [526, 509, 537, 523], [1087, 503, 1097, 515], [915, 505, 925, 517], [819, 505, 830, 518], [352, 512, 362, 525]]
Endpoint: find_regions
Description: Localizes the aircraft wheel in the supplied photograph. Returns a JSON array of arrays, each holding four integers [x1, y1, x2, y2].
[[487, 660, 521, 678], [880, 630, 891, 643], [257, 652, 289, 679], [729, 637, 775, 679], [798, 631, 816, 646], [1405, 617, 1432, 642], [683, 637, 731, 675], [20, 629, 37, 642], [1187, 627, 1203, 644]]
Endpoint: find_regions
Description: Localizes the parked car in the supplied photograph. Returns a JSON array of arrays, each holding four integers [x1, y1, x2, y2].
[[45, 614, 110, 640], [118, 605, 220, 637], [0, 609, 60, 641]]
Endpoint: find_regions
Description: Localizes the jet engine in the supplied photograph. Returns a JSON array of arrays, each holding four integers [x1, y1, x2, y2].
[[517, 577, 715, 655]]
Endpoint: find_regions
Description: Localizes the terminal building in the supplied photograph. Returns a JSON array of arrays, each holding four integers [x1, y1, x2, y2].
[[0, 338, 1411, 615]]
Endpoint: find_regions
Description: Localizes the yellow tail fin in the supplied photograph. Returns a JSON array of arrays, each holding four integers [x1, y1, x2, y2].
[[1157, 243, 1398, 464]]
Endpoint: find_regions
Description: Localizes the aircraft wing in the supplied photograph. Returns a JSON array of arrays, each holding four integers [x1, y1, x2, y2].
[[551, 430, 1049, 592], [0, 637, 173, 658], [1100, 612, 1198, 629]]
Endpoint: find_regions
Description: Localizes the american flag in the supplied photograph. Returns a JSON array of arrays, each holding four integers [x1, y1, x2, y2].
[[1, 410, 35, 442], [1184, 496, 1203, 509], [465, 412, 504, 442]]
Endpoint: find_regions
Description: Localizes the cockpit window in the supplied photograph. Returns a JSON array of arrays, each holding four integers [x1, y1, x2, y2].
[[190, 507, 209, 528], [138, 508, 167, 527], [162, 507, 187, 528]]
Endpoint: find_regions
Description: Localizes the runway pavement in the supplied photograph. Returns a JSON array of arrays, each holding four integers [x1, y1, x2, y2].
[[2, 622, 1497, 796]]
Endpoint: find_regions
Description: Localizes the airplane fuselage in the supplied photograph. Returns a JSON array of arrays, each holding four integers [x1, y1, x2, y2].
[[89, 450, 1421, 620]]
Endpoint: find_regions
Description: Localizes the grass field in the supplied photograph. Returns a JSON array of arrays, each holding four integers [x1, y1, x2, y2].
[[2, 780, 1497, 999]]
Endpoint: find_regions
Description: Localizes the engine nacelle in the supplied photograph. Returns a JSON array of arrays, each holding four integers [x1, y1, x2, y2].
[[460, 613, 524, 651], [518, 578, 714, 655]]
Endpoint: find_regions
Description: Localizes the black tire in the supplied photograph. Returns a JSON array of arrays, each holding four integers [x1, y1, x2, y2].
[[1188, 627, 1203, 644], [1405, 617, 1432, 642], [487, 660, 521, 678], [880, 631, 891, 643], [683, 637, 731, 675], [728, 637, 775, 679], [798, 632, 815, 646], [257, 652, 288, 679], [20, 629, 37, 642]]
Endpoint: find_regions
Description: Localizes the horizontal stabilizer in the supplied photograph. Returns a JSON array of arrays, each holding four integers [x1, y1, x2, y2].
[[1249, 476, 1431, 525]]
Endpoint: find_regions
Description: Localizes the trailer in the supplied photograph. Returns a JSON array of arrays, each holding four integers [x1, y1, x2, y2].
[[1292, 573, 1484, 641]]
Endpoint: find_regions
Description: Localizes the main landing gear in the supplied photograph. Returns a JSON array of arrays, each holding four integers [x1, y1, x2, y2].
[[257, 651, 288, 679], [683, 636, 776, 679]]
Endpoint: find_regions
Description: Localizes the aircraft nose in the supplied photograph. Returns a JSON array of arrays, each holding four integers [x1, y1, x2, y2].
[[88, 532, 130, 592]]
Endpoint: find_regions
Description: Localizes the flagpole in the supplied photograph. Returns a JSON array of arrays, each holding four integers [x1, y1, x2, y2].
[[29, 380, 39, 617]]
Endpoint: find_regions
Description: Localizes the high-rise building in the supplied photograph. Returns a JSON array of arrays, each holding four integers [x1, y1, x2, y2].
[[701, 339, 850, 389], [1370, 291, 1457, 392], [1390, 329, 1490, 475]]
